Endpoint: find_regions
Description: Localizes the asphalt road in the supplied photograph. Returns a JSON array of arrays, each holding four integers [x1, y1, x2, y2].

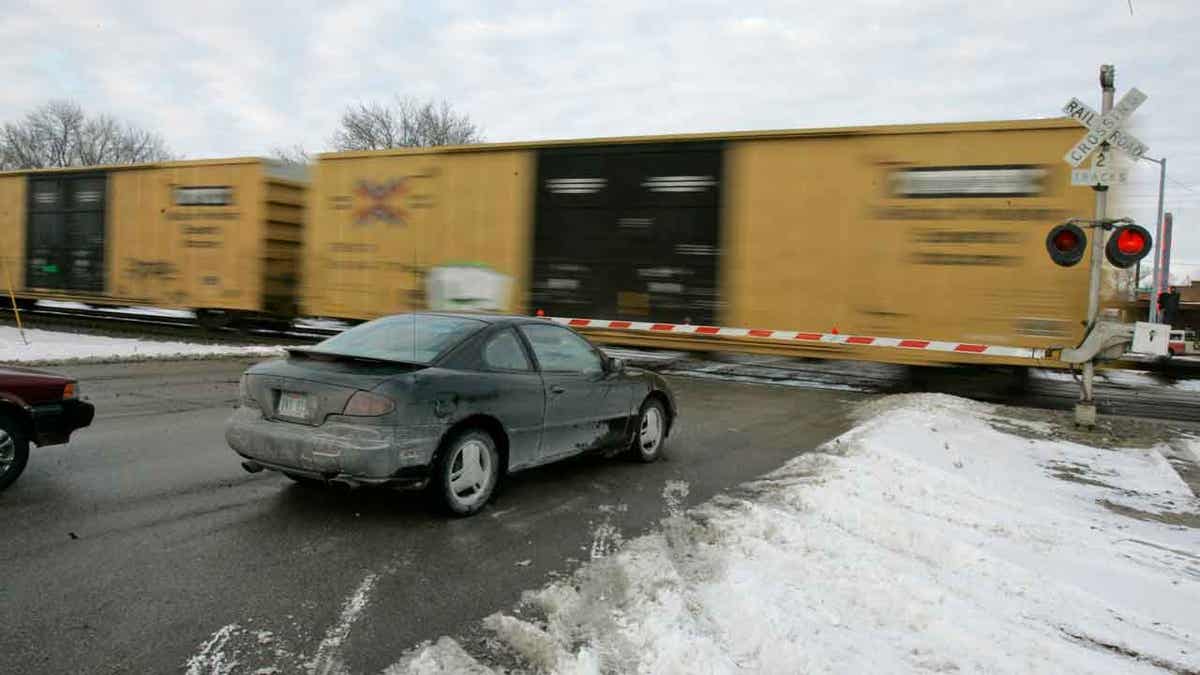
[[1, 358, 868, 674]]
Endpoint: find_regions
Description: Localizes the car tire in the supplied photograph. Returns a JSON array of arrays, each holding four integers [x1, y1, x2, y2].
[[433, 429, 500, 517], [628, 397, 667, 463], [0, 412, 31, 492]]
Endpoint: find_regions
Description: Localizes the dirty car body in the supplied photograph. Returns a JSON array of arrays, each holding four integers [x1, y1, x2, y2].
[[226, 313, 677, 489]]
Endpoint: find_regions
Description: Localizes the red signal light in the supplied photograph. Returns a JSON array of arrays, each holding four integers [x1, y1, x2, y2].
[[1105, 224, 1152, 269], [1052, 229, 1080, 252], [1115, 228, 1146, 255], [1045, 223, 1087, 267]]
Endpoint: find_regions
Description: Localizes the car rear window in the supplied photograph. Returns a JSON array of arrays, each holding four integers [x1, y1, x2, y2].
[[309, 314, 484, 364]]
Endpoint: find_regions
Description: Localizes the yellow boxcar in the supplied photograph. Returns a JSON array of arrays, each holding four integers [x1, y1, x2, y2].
[[723, 119, 1098, 352], [303, 150, 534, 319], [305, 119, 1106, 366], [0, 158, 304, 322]]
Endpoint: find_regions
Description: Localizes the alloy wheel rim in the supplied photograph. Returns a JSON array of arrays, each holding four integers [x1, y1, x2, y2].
[[640, 407, 663, 456], [0, 429, 14, 473], [448, 439, 492, 508]]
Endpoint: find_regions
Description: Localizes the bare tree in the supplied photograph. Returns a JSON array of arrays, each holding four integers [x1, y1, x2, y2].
[[0, 100, 174, 170], [270, 143, 312, 166], [330, 96, 482, 151]]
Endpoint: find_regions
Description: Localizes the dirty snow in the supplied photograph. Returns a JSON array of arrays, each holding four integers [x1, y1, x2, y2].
[[306, 573, 378, 675], [0, 325, 283, 364], [34, 299, 196, 319], [391, 394, 1200, 674], [186, 623, 242, 675], [295, 318, 353, 332], [1034, 366, 1200, 393]]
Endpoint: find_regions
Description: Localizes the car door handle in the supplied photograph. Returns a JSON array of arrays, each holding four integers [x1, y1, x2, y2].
[[550, 385, 566, 395]]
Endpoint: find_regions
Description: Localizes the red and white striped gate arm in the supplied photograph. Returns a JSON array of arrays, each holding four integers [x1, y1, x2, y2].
[[549, 317, 1048, 360]]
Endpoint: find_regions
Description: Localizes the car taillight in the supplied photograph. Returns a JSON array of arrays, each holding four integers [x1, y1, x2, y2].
[[63, 382, 77, 400], [239, 375, 261, 409], [343, 391, 395, 417]]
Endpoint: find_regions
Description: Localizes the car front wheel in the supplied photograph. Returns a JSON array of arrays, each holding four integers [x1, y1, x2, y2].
[[0, 413, 31, 492], [630, 398, 667, 463], [434, 429, 500, 516]]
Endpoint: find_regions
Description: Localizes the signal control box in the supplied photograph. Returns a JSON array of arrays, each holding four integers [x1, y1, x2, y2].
[[1131, 322, 1171, 357]]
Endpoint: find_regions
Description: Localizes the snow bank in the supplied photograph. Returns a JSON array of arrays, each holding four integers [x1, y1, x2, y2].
[[0, 325, 283, 364], [392, 394, 1200, 674]]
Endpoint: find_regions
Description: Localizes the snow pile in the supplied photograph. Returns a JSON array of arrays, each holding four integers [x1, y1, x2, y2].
[[392, 394, 1200, 674], [0, 325, 284, 364]]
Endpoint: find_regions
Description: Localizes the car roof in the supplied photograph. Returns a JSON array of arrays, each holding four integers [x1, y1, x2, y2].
[[413, 311, 548, 326]]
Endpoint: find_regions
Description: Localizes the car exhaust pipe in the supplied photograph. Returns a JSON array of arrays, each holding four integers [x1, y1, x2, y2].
[[241, 460, 265, 474]]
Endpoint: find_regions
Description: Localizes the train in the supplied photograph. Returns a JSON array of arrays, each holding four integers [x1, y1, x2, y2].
[[0, 118, 1114, 367]]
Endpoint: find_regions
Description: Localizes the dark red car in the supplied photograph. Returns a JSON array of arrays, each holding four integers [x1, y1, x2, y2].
[[0, 365, 95, 491]]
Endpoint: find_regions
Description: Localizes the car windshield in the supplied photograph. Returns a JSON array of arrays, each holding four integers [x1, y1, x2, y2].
[[308, 314, 485, 364]]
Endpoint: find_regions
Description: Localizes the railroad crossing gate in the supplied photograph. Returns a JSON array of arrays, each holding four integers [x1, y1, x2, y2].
[[1062, 87, 1149, 186]]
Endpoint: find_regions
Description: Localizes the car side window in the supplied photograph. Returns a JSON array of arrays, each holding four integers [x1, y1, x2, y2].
[[483, 329, 532, 371], [520, 324, 603, 374]]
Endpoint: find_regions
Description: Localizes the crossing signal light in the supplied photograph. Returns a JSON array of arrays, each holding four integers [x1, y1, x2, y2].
[[1105, 223, 1152, 269], [1046, 223, 1087, 267]]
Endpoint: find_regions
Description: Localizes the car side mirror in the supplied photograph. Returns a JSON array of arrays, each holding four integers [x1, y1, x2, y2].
[[608, 357, 626, 373]]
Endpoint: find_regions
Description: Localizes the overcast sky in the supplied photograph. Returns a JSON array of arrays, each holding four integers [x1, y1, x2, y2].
[[3, 1, 1198, 261]]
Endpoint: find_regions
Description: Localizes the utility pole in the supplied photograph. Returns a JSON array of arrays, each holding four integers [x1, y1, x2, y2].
[[1076, 65, 1116, 427], [1143, 155, 1167, 321]]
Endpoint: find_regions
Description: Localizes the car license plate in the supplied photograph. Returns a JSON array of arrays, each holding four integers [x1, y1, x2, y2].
[[277, 391, 308, 419]]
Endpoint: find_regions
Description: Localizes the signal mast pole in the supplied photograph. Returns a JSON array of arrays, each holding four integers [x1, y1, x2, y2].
[[1076, 65, 1115, 428]]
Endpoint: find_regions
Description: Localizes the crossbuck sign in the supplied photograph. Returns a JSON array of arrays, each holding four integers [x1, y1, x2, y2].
[[1062, 87, 1149, 186]]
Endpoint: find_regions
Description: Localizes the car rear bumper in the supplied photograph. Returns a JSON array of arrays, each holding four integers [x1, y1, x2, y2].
[[224, 407, 442, 484], [31, 399, 95, 446]]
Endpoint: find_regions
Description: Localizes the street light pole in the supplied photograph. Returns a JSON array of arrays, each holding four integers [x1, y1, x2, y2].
[[1141, 155, 1167, 321]]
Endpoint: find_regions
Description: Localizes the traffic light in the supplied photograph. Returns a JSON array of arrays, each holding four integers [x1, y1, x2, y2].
[[1104, 223, 1152, 269], [1046, 223, 1087, 267]]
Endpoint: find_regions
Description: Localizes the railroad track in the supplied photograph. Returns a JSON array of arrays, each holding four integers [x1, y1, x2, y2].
[[0, 305, 340, 346], [661, 355, 1200, 423]]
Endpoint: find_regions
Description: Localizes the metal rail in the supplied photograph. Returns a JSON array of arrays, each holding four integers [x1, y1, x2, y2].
[[0, 305, 338, 346]]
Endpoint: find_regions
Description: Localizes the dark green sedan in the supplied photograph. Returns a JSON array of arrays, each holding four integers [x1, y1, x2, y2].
[[226, 313, 677, 516]]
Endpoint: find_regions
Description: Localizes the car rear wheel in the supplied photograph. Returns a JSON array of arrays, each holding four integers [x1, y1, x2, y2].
[[434, 429, 499, 517], [0, 413, 31, 492], [629, 398, 667, 463]]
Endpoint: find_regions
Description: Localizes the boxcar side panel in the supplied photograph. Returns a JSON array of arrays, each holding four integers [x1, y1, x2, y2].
[[304, 151, 534, 319], [108, 162, 264, 311], [0, 176, 25, 295], [722, 125, 1096, 351]]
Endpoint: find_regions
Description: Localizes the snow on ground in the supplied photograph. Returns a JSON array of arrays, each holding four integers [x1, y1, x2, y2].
[[294, 317, 353, 332], [35, 299, 196, 319], [1034, 367, 1200, 393], [391, 394, 1200, 675], [0, 325, 283, 365]]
